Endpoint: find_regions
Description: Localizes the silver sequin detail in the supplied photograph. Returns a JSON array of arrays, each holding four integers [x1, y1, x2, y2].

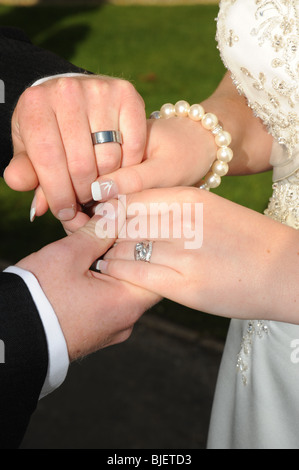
[[236, 320, 269, 385]]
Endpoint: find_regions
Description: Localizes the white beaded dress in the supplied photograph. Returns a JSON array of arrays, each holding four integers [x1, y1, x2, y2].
[[207, 0, 299, 449]]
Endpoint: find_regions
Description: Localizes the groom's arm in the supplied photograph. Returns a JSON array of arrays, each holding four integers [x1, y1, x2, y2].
[[0, 272, 49, 449], [0, 28, 88, 448], [0, 26, 89, 174]]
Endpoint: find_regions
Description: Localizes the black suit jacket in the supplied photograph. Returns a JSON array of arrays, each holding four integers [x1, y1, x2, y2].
[[0, 27, 88, 448]]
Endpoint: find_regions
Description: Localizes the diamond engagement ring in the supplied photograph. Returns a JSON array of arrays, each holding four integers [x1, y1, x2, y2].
[[91, 130, 123, 145], [134, 241, 153, 262]]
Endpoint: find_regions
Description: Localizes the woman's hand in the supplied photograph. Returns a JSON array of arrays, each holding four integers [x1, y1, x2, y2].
[[89, 112, 217, 201], [96, 187, 299, 323], [4, 75, 147, 223], [62, 111, 218, 234]]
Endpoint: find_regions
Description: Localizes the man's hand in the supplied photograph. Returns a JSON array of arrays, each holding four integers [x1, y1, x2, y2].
[[4, 75, 147, 224], [16, 199, 159, 361]]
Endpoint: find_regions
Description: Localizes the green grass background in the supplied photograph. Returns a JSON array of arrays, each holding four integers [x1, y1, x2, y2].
[[0, 4, 273, 339]]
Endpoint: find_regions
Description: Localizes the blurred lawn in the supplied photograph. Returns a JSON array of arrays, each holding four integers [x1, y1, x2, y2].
[[0, 4, 273, 339]]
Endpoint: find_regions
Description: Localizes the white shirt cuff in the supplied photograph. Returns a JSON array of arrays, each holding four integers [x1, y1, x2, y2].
[[32, 72, 88, 87], [4, 266, 69, 399]]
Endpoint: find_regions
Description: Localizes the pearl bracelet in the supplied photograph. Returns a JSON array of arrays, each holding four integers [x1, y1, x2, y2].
[[150, 100, 233, 190]]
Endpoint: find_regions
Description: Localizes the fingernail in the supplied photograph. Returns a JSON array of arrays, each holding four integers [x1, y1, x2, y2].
[[58, 206, 76, 221], [30, 194, 36, 222], [95, 259, 108, 273], [91, 180, 118, 202]]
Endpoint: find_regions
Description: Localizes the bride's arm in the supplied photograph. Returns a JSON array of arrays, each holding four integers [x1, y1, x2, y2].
[[98, 187, 299, 325], [87, 71, 274, 207], [200, 71, 274, 176]]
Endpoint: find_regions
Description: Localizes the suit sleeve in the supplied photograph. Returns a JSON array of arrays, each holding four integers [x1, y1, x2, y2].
[[0, 28, 89, 448], [0, 272, 48, 449], [0, 26, 90, 175]]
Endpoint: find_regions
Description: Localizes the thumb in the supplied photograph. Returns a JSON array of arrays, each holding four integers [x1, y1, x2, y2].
[[91, 159, 163, 203], [68, 198, 126, 269]]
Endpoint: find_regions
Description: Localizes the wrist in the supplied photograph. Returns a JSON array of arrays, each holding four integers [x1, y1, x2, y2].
[[150, 100, 233, 190]]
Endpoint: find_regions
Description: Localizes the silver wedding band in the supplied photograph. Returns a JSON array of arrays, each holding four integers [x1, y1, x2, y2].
[[91, 130, 123, 145], [134, 241, 153, 263]]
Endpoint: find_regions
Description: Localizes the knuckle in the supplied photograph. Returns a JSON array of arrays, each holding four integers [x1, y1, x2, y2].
[[18, 85, 45, 112], [106, 78, 143, 106], [118, 79, 137, 98], [93, 77, 111, 94], [87, 77, 143, 112], [120, 80, 144, 107], [55, 76, 81, 97], [88, 77, 116, 101]]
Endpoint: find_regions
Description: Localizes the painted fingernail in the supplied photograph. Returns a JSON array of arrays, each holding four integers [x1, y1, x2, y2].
[[91, 180, 118, 201], [95, 259, 108, 273], [30, 194, 36, 222], [57, 206, 76, 221]]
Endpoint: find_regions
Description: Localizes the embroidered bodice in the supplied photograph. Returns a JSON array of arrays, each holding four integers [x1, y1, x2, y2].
[[217, 0, 299, 181]]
